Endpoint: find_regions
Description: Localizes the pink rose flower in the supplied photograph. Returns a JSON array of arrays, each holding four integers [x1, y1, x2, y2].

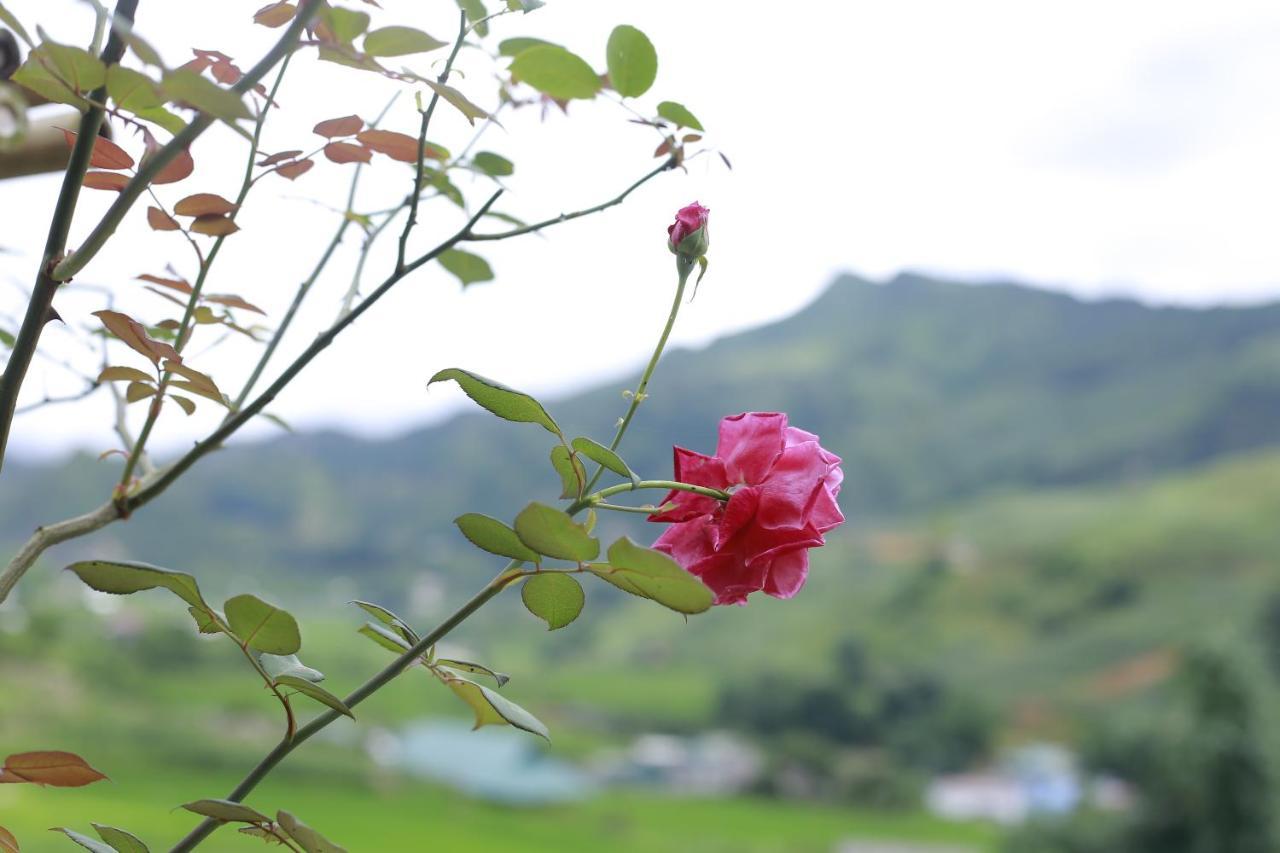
[[649, 412, 844, 605], [667, 201, 710, 256]]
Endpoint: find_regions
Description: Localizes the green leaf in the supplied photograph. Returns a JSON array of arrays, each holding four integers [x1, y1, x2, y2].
[[456, 0, 488, 37], [11, 48, 86, 109], [549, 445, 586, 499], [606, 25, 657, 98], [237, 826, 285, 845], [589, 537, 714, 614], [358, 622, 412, 654], [506, 0, 546, 11], [454, 513, 540, 563], [275, 676, 354, 719], [321, 7, 369, 44], [224, 594, 301, 655], [351, 600, 418, 644], [50, 828, 115, 853], [188, 606, 222, 634], [133, 106, 187, 135], [572, 436, 639, 484], [510, 45, 600, 100], [435, 658, 509, 687], [257, 652, 324, 683], [180, 800, 270, 824], [521, 572, 584, 630], [67, 560, 205, 609], [363, 26, 447, 57], [498, 37, 559, 58], [513, 502, 599, 562], [483, 210, 526, 227], [437, 249, 494, 286], [420, 79, 488, 125], [445, 675, 549, 738], [162, 69, 251, 122], [106, 65, 163, 112], [40, 37, 106, 92], [276, 811, 347, 853], [0, 329, 14, 348], [472, 151, 513, 177], [658, 100, 703, 131], [91, 824, 149, 853], [428, 368, 560, 435]]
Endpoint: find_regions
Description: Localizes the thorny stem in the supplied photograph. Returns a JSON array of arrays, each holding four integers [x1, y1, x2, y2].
[[118, 54, 293, 491], [396, 10, 468, 273], [0, 0, 138, 477]]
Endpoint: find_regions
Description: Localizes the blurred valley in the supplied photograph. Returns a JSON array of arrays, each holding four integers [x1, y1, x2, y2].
[[4, 273, 1280, 851]]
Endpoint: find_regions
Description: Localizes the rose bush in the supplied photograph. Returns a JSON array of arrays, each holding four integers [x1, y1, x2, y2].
[[649, 412, 844, 605]]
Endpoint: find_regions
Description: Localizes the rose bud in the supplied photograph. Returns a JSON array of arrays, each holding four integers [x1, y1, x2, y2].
[[667, 201, 710, 260]]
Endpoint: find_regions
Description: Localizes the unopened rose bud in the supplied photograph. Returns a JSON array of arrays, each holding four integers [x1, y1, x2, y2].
[[667, 201, 709, 260]]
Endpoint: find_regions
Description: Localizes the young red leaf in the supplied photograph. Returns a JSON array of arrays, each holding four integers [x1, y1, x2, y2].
[[146, 206, 181, 231], [274, 158, 314, 180], [205, 294, 266, 314], [60, 128, 135, 169], [83, 171, 130, 191], [93, 309, 181, 364], [258, 149, 303, 166], [323, 141, 371, 164], [173, 192, 237, 216], [190, 215, 240, 236], [313, 114, 363, 138], [254, 1, 297, 27], [356, 129, 441, 162], [150, 147, 195, 185], [210, 60, 243, 86], [137, 273, 192, 293], [0, 751, 107, 787]]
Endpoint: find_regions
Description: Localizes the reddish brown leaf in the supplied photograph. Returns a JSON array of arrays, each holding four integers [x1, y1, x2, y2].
[[125, 381, 156, 403], [146, 206, 181, 231], [178, 56, 212, 74], [258, 149, 303, 166], [0, 824, 17, 853], [192, 48, 233, 63], [313, 114, 364, 138], [83, 171, 130, 191], [323, 141, 372, 164], [274, 158, 314, 180], [174, 193, 237, 217], [205, 294, 266, 314], [163, 359, 222, 399], [210, 61, 243, 85], [682, 133, 703, 143], [254, 1, 297, 27], [60, 128, 135, 170], [170, 393, 197, 415], [653, 137, 673, 158], [0, 752, 107, 787], [151, 148, 195, 185], [137, 273, 192, 294], [357, 129, 445, 163], [93, 309, 181, 365], [190, 215, 240, 236]]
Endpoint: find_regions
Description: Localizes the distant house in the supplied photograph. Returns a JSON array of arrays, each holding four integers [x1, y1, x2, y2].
[[926, 743, 1115, 824], [373, 720, 589, 805], [597, 731, 762, 795]]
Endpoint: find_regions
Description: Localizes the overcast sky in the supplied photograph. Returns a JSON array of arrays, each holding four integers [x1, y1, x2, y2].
[[3, 0, 1279, 461]]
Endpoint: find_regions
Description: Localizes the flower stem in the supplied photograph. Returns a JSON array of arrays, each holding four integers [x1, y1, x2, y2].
[[582, 256, 694, 495]]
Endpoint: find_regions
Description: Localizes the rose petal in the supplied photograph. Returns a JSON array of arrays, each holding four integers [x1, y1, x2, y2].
[[711, 486, 759, 550], [717, 412, 787, 484], [653, 516, 716, 569], [754, 441, 837, 530], [763, 548, 810, 599]]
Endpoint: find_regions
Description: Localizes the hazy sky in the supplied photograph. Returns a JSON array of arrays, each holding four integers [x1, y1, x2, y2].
[[3, 0, 1279, 460]]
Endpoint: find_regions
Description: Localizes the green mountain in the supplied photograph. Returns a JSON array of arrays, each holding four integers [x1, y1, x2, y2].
[[6, 272, 1280, 592]]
